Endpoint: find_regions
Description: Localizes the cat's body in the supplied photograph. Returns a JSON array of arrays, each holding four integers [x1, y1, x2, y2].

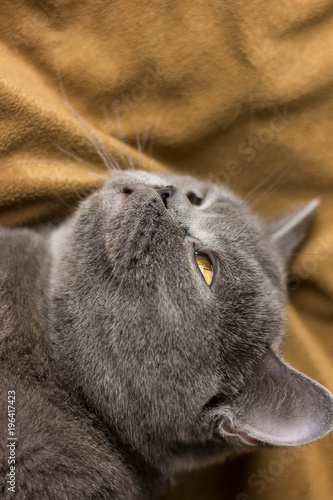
[[1, 170, 333, 499]]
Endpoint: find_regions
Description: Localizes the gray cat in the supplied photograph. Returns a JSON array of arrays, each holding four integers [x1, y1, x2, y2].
[[1, 169, 332, 499]]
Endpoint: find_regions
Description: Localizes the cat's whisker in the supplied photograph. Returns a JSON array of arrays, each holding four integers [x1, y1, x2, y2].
[[243, 168, 278, 201], [147, 114, 163, 173], [50, 191, 76, 211], [248, 216, 275, 242], [111, 103, 136, 171], [135, 130, 144, 171], [53, 143, 108, 174], [135, 120, 155, 170], [72, 187, 84, 201], [105, 105, 139, 171], [133, 120, 155, 172], [255, 202, 309, 243], [110, 137, 130, 171], [242, 181, 290, 236], [53, 66, 115, 174], [249, 164, 293, 210], [94, 136, 123, 172], [141, 121, 153, 153], [101, 104, 131, 172]]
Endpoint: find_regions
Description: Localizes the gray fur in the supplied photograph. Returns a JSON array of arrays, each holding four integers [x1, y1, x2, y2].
[[1, 170, 332, 499]]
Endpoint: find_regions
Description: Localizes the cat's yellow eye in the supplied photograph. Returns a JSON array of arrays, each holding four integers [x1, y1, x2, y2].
[[195, 254, 213, 286]]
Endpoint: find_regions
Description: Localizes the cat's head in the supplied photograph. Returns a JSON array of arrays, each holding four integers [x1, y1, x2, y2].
[[49, 170, 333, 470]]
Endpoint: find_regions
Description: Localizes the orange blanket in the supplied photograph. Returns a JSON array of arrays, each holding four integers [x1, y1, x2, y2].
[[1, 1, 332, 498]]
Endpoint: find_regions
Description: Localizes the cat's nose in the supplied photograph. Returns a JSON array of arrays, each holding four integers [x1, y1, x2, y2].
[[154, 186, 176, 208]]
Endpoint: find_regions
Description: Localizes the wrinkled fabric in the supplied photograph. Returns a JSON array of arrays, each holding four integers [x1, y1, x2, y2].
[[0, 1, 332, 498]]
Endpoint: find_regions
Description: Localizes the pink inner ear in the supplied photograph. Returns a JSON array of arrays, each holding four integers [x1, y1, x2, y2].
[[220, 421, 260, 446], [241, 408, 322, 446]]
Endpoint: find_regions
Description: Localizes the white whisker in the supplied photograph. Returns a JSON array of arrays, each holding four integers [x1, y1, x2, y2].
[[249, 164, 293, 210], [135, 130, 144, 170], [110, 103, 136, 170], [54, 143, 108, 174], [52, 65, 115, 174], [147, 114, 163, 172]]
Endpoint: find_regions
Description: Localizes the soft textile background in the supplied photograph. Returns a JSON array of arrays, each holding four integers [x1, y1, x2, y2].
[[1, 0, 333, 498]]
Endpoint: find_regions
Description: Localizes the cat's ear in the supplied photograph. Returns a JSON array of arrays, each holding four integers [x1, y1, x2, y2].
[[270, 199, 319, 262], [219, 349, 333, 447]]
